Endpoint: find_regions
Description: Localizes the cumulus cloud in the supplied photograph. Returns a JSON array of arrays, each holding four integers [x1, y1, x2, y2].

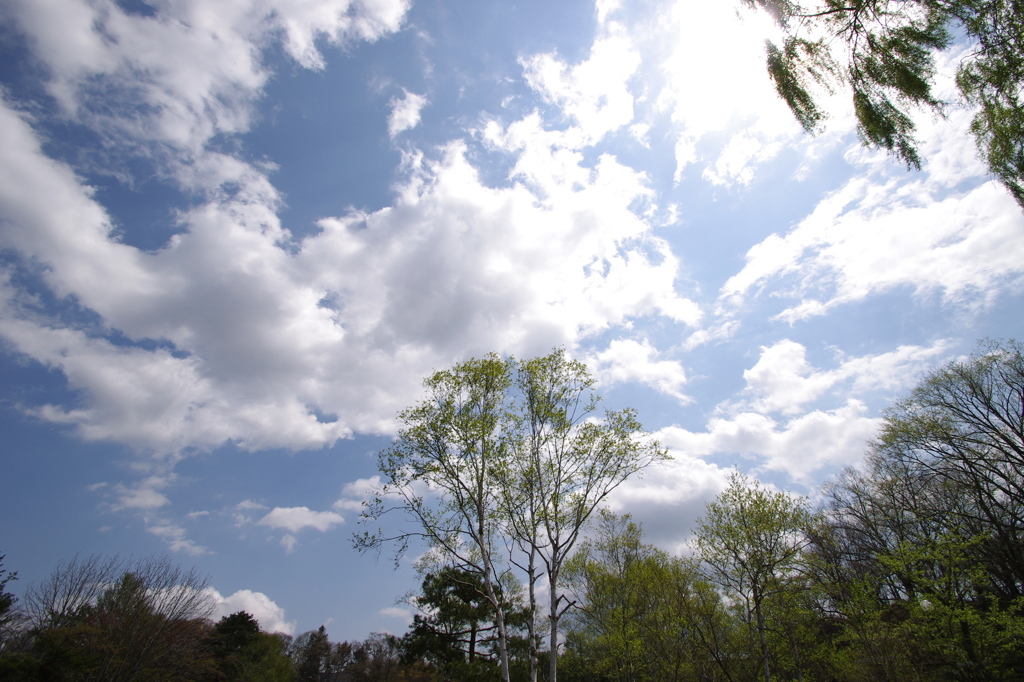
[[521, 25, 640, 145], [0, 16, 697, 460], [388, 90, 427, 138], [654, 0, 799, 183], [206, 587, 296, 635], [1, 0, 409, 153], [607, 453, 732, 552], [259, 507, 346, 533], [657, 401, 881, 483], [737, 339, 952, 415], [588, 338, 691, 401]]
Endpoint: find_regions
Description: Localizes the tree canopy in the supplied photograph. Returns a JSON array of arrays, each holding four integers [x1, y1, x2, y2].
[[743, 0, 1024, 209], [355, 348, 666, 682]]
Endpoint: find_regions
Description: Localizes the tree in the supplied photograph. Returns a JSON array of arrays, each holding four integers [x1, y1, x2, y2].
[[0, 555, 17, 652], [22, 554, 215, 682], [696, 473, 817, 682], [293, 626, 331, 682], [810, 340, 1024, 678], [563, 512, 728, 682], [403, 567, 511, 679], [503, 351, 668, 682], [348, 632, 413, 682], [876, 338, 1024, 597], [356, 353, 517, 681], [208, 611, 294, 682], [742, 0, 1024, 209], [356, 349, 665, 682]]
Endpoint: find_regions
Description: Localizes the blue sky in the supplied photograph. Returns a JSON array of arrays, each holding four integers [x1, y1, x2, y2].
[[1, 0, 1022, 642]]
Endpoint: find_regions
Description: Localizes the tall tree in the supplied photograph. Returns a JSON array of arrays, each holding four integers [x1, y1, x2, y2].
[[505, 351, 668, 682], [356, 349, 665, 682], [743, 0, 1024, 209], [696, 473, 817, 682], [811, 340, 1024, 678], [876, 338, 1024, 596], [563, 512, 727, 682], [356, 354, 518, 682], [0, 555, 17, 653]]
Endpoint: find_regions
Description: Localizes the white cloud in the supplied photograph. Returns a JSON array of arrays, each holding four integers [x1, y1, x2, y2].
[[380, 606, 413, 625], [334, 476, 383, 512], [112, 476, 173, 511], [605, 453, 731, 553], [388, 90, 428, 138], [702, 132, 784, 187], [1, 0, 409, 153], [654, 0, 799, 184], [596, 0, 622, 24], [259, 507, 345, 533], [0, 68, 697, 457], [521, 25, 641, 145], [206, 587, 296, 635], [588, 338, 691, 401], [645, 341, 954, 482], [656, 401, 881, 483], [273, 0, 411, 70], [146, 521, 209, 556], [738, 339, 951, 415], [720, 177, 1024, 321]]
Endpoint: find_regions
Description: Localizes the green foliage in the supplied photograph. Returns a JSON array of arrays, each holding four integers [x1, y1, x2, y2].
[[403, 567, 513, 680], [696, 473, 819, 682], [0, 555, 20, 657], [563, 512, 729, 682], [209, 611, 294, 682], [744, 0, 1024, 208], [356, 349, 666, 682], [1, 554, 216, 682]]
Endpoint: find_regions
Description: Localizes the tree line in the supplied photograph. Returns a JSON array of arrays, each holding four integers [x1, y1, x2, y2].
[[2, 339, 1022, 680], [559, 338, 1024, 681], [0, 553, 435, 681]]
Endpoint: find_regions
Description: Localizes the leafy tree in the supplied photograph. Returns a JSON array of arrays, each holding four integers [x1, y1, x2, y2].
[[20, 554, 215, 682], [873, 338, 1024, 598], [403, 567, 502, 677], [743, 0, 1024, 209], [696, 473, 818, 682], [0, 555, 19, 652], [502, 351, 668, 682], [293, 626, 331, 682], [208, 611, 294, 682], [563, 512, 728, 682], [356, 350, 665, 682], [348, 632, 418, 681], [356, 353, 518, 681], [816, 342, 1024, 679]]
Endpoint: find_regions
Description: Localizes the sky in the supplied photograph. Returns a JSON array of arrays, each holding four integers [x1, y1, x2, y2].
[[1, 0, 1022, 643]]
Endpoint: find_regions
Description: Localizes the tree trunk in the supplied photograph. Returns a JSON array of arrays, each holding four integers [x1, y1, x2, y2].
[[548, 568, 560, 682], [528, 547, 539, 682], [754, 595, 771, 682]]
